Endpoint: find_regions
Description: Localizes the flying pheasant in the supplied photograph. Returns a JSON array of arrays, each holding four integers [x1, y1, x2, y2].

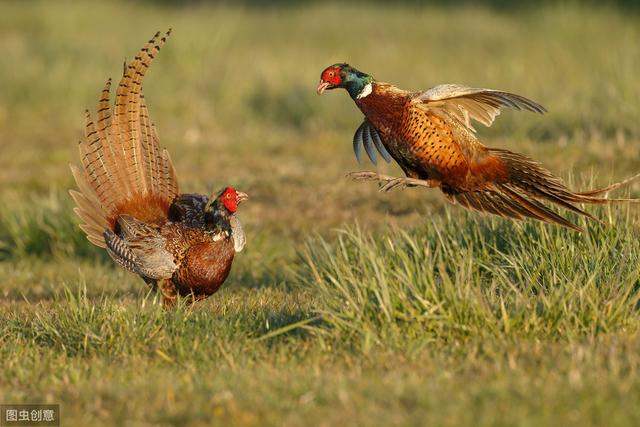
[[70, 30, 248, 307], [317, 63, 639, 231]]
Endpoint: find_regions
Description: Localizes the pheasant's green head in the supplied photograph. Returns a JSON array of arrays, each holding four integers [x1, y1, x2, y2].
[[317, 63, 373, 100]]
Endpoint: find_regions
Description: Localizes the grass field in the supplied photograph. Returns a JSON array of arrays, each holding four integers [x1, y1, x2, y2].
[[1, 1, 640, 426]]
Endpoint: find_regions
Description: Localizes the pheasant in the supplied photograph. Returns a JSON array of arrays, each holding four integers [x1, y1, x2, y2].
[[317, 63, 639, 231], [70, 30, 248, 307]]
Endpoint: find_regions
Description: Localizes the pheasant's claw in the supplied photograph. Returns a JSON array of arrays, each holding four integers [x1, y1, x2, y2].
[[380, 177, 440, 192], [379, 178, 407, 192]]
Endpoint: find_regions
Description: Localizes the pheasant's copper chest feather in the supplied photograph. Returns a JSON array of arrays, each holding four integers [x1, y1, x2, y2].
[[398, 107, 470, 184], [344, 76, 640, 231], [357, 84, 481, 186], [71, 31, 246, 307]]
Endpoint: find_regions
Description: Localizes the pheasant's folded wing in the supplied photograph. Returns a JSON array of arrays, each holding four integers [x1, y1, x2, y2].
[[104, 215, 176, 280], [414, 84, 546, 132]]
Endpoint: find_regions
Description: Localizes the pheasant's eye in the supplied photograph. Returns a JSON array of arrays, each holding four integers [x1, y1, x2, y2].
[[328, 71, 334, 77], [226, 193, 232, 200]]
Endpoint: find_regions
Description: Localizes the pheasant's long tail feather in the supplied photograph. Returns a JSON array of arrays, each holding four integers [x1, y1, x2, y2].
[[573, 172, 640, 198], [70, 30, 179, 248], [452, 149, 639, 232]]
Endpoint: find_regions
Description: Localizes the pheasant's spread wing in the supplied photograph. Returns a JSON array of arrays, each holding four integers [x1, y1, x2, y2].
[[104, 215, 176, 280], [414, 84, 546, 131], [352, 120, 392, 166]]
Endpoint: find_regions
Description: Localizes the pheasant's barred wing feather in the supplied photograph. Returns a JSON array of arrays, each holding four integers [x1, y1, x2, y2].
[[71, 30, 179, 247], [105, 215, 177, 280], [415, 84, 546, 131], [104, 231, 176, 281], [352, 120, 392, 165]]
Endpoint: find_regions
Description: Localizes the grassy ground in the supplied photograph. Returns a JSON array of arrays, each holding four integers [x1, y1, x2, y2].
[[1, 1, 640, 426]]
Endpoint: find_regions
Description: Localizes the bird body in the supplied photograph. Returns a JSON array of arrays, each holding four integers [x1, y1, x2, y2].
[[70, 30, 248, 307], [355, 83, 470, 185], [317, 63, 639, 231]]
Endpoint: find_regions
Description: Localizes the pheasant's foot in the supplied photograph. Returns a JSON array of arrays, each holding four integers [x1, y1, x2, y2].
[[159, 279, 178, 310], [379, 177, 440, 192], [347, 171, 438, 192]]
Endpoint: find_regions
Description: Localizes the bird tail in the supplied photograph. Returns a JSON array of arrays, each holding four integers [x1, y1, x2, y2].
[[69, 30, 179, 248], [451, 148, 639, 232]]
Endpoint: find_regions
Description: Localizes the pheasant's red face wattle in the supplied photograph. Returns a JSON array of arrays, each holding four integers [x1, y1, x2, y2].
[[322, 66, 342, 85], [219, 187, 248, 213], [317, 65, 344, 94]]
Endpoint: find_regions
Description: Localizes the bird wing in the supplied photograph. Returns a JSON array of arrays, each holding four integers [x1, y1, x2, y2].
[[413, 84, 546, 132], [104, 215, 177, 280], [352, 120, 393, 166]]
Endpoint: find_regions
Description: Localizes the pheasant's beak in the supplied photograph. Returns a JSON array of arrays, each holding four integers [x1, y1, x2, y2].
[[316, 80, 331, 95], [236, 191, 249, 204]]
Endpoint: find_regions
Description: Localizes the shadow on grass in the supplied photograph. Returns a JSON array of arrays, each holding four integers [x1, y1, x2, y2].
[[1, 284, 318, 360], [0, 287, 145, 303]]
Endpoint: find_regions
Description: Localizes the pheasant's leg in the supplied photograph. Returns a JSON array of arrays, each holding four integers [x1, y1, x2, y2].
[[379, 177, 440, 192], [348, 171, 439, 192], [159, 279, 178, 310]]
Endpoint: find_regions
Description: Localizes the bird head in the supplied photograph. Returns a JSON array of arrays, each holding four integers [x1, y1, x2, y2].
[[205, 187, 249, 216], [317, 63, 373, 99]]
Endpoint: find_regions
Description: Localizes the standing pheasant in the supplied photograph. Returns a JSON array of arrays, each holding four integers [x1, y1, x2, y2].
[[317, 63, 638, 231], [70, 30, 248, 307]]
